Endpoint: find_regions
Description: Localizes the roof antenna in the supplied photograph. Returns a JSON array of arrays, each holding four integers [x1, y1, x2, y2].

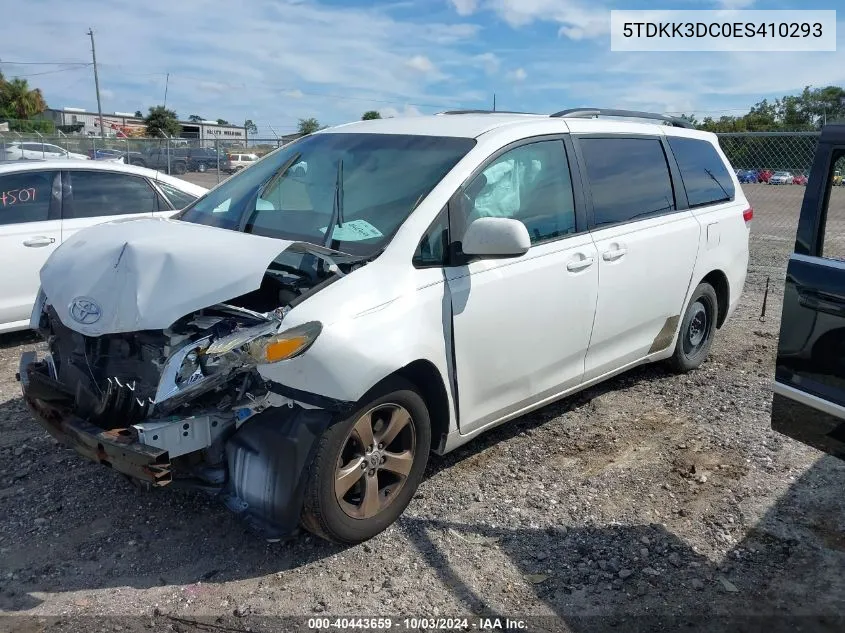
[[493, 93, 496, 112]]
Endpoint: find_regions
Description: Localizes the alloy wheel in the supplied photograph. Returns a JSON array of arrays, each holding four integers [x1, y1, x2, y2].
[[334, 403, 416, 519]]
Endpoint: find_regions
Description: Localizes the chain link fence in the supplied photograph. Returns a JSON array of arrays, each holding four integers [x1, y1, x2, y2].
[[718, 132, 845, 256], [0, 133, 297, 185]]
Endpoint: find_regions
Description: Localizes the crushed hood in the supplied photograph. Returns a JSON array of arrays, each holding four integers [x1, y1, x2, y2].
[[40, 217, 297, 336]]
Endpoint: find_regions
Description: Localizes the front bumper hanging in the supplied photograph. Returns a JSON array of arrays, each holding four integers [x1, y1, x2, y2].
[[18, 351, 172, 486]]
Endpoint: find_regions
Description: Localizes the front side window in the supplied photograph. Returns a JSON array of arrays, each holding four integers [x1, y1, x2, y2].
[[821, 151, 845, 260], [580, 137, 676, 227], [66, 171, 159, 218], [0, 171, 56, 225], [459, 140, 576, 245], [176, 133, 475, 256], [666, 136, 735, 207]]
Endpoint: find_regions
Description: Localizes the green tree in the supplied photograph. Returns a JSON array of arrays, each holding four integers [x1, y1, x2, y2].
[[362, 110, 382, 120], [188, 114, 203, 122], [297, 117, 321, 135], [0, 76, 47, 119], [244, 119, 258, 135], [144, 105, 181, 138], [216, 118, 229, 125], [134, 110, 143, 118]]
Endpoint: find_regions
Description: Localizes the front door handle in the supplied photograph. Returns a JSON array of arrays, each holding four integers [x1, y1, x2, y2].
[[566, 256, 595, 272], [23, 236, 56, 248], [602, 247, 628, 262]]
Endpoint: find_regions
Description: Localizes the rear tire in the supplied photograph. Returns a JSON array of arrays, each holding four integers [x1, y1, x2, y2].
[[197, 162, 207, 173], [173, 162, 187, 175], [669, 282, 718, 373], [300, 377, 430, 544]]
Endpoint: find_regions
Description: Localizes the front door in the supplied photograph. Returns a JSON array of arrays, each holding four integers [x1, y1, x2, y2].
[[0, 170, 61, 331], [446, 138, 599, 433], [772, 127, 845, 460], [575, 135, 701, 380]]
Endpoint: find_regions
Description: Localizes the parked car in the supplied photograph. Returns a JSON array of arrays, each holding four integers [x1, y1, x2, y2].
[[758, 169, 773, 183], [86, 149, 125, 163], [834, 170, 843, 186], [772, 123, 845, 460], [181, 148, 224, 173], [130, 147, 189, 174], [224, 152, 259, 173], [737, 169, 759, 184], [1, 142, 89, 161], [792, 174, 808, 186], [17, 109, 750, 543], [769, 171, 795, 185], [0, 160, 206, 334]]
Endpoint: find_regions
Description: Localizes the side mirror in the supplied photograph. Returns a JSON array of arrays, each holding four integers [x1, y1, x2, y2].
[[461, 217, 530, 258]]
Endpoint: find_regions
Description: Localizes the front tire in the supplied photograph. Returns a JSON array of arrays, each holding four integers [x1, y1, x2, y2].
[[301, 377, 430, 544], [197, 162, 207, 173], [669, 282, 718, 373]]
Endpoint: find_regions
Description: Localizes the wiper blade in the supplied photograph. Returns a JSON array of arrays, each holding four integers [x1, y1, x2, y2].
[[238, 152, 301, 233], [704, 168, 731, 201], [324, 158, 344, 247]]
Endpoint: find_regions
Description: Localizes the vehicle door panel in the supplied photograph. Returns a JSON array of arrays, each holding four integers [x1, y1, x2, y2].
[[0, 170, 61, 330], [773, 134, 845, 459], [445, 137, 599, 433], [574, 134, 700, 381], [61, 170, 162, 241]]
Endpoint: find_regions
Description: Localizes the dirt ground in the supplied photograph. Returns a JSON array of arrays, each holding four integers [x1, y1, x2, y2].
[[0, 183, 843, 632]]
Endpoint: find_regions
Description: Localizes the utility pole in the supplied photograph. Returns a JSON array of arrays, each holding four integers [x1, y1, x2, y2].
[[163, 72, 170, 108], [493, 93, 496, 112], [87, 28, 105, 140]]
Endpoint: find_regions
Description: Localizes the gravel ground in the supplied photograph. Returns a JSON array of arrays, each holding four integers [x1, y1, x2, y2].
[[0, 185, 843, 632]]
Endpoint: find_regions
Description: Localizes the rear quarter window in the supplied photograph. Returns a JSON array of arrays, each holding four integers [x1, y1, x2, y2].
[[667, 136, 735, 207]]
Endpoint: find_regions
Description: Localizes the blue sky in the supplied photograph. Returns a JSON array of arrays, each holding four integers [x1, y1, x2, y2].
[[1, 0, 843, 137]]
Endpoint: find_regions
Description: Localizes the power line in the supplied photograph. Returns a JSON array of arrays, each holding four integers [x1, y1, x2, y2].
[[0, 60, 90, 66], [3, 66, 91, 78]]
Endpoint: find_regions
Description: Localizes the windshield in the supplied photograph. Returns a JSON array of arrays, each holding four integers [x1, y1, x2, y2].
[[176, 132, 476, 255]]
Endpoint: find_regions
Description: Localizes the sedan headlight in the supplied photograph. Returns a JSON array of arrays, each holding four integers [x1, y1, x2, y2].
[[246, 321, 322, 364]]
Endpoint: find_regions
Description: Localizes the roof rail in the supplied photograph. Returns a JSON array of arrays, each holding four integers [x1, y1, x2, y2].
[[550, 108, 696, 129], [435, 109, 536, 115]]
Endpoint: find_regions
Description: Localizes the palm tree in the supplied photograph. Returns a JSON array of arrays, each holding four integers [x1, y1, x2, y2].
[[1, 77, 47, 119]]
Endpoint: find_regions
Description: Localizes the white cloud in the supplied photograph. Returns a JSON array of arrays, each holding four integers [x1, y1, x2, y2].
[[506, 67, 527, 82], [455, 0, 610, 40], [450, 0, 479, 16], [405, 55, 437, 74], [473, 52, 500, 75], [381, 104, 424, 118]]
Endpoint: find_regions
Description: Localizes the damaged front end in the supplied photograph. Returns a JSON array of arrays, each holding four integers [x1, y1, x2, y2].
[[18, 218, 363, 536], [20, 299, 337, 536]]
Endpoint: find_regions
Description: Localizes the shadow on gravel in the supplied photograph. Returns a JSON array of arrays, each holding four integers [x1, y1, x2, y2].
[[400, 455, 845, 632], [0, 330, 39, 350]]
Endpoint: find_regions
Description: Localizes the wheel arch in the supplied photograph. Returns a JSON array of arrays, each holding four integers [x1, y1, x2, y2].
[[364, 359, 452, 455], [700, 269, 730, 328]]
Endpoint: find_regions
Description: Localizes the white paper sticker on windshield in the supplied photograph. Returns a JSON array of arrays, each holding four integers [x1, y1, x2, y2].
[[320, 219, 384, 241]]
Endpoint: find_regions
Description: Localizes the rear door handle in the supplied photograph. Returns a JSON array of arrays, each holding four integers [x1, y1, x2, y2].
[[566, 256, 595, 272], [23, 236, 56, 248], [602, 247, 628, 262]]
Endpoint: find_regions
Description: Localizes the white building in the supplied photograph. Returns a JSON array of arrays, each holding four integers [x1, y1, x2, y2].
[[39, 108, 246, 143]]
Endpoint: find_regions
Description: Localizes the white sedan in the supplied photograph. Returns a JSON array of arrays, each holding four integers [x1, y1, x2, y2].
[[0, 160, 207, 333], [1, 142, 90, 161]]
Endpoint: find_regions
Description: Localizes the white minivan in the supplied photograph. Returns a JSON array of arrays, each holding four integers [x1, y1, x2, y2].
[[19, 109, 750, 543]]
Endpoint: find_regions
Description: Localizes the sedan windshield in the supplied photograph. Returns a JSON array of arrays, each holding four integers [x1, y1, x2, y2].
[[176, 133, 475, 255]]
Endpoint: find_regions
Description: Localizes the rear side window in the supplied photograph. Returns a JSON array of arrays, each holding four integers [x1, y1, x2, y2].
[[66, 171, 159, 218], [667, 136, 735, 207], [157, 182, 199, 209], [579, 137, 676, 227], [0, 171, 56, 225]]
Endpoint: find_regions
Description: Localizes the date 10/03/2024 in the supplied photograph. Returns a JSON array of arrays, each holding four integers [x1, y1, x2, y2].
[[307, 617, 528, 631], [1, 187, 37, 206]]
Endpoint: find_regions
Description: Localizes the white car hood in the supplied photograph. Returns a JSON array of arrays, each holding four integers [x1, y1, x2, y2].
[[40, 217, 296, 336]]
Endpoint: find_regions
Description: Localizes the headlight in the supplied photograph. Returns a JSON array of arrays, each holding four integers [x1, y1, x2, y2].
[[246, 321, 322, 363]]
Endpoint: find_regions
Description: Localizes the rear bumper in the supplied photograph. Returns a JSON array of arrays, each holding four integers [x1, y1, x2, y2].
[[18, 351, 172, 486]]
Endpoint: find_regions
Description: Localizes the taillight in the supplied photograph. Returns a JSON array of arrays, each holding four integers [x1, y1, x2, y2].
[[743, 207, 753, 223]]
